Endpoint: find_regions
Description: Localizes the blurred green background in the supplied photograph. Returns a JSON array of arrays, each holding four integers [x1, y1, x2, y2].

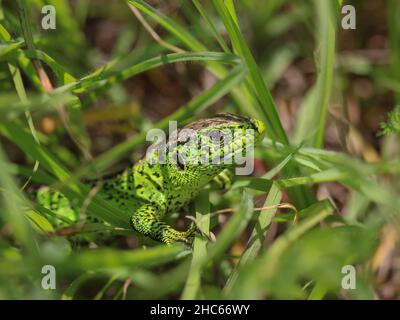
[[0, 0, 399, 299]]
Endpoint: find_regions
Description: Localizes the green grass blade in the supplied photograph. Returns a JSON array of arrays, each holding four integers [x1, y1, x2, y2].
[[224, 182, 281, 293], [181, 190, 210, 299], [126, 0, 260, 119], [58, 245, 190, 275], [293, 0, 336, 147], [56, 51, 240, 94], [0, 145, 39, 258], [192, 0, 231, 53], [212, 0, 316, 210], [206, 188, 254, 262], [212, 0, 288, 144], [66, 62, 247, 181], [127, 0, 205, 51], [227, 200, 334, 298]]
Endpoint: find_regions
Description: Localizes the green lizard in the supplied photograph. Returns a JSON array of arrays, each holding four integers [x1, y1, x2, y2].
[[37, 113, 266, 245]]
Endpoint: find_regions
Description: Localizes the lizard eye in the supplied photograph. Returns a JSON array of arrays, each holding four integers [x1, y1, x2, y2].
[[208, 130, 226, 145], [209, 130, 221, 140]]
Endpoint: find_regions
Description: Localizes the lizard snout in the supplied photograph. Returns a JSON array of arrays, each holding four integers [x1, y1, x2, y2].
[[250, 118, 266, 142]]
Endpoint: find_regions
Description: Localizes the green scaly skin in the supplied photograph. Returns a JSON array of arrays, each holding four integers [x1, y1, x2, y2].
[[37, 113, 266, 245]]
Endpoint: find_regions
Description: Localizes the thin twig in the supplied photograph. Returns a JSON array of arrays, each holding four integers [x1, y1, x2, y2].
[[127, 3, 185, 53], [209, 203, 298, 224], [186, 202, 298, 234], [122, 278, 132, 300], [77, 182, 103, 229]]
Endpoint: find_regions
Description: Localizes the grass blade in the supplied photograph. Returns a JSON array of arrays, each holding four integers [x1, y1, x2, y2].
[[181, 190, 210, 299], [224, 182, 281, 293]]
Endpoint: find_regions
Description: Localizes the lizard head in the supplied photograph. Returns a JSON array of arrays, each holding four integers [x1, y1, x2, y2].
[[181, 113, 266, 142], [164, 113, 266, 180]]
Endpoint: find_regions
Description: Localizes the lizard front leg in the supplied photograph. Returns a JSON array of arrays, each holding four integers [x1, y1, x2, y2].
[[129, 204, 196, 245]]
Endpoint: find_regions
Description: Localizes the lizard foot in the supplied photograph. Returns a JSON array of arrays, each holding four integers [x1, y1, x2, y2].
[[162, 223, 197, 245]]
